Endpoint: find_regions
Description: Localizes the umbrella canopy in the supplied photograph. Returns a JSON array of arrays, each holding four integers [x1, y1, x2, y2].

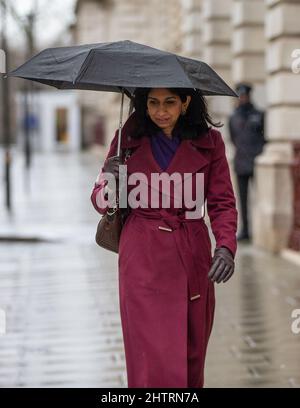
[[8, 39, 237, 98]]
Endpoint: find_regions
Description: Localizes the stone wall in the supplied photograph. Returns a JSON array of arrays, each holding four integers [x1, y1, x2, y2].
[[254, 0, 300, 252]]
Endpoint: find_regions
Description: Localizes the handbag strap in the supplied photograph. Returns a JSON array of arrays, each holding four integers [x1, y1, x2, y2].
[[112, 147, 132, 210]]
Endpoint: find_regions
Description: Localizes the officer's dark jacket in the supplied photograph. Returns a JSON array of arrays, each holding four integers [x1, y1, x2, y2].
[[229, 102, 266, 176]]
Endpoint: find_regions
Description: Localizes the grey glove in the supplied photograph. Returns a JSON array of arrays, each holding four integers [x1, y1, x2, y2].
[[208, 246, 235, 283], [103, 155, 122, 180]]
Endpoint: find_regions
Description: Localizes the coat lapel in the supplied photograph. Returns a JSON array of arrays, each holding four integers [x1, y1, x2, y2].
[[118, 111, 217, 200], [122, 128, 215, 180], [166, 131, 215, 176], [122, 136, 155, 183]]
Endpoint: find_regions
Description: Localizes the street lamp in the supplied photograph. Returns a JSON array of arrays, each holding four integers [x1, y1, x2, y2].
[[0, 0, 12, 211]]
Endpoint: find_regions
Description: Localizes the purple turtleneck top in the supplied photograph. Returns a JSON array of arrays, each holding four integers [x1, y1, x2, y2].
[[150, 128, 181, 171]]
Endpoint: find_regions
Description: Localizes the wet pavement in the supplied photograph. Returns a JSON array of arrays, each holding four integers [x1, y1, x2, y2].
[[0, 147, 300, 388], [205, 242, 300, 388]]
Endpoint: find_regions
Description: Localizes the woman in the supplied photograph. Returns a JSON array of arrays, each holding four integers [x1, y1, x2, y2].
[[91, 87, 238, 388]]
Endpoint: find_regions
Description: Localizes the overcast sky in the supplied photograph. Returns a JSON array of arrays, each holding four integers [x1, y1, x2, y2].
[[3, 0, 77, 49]]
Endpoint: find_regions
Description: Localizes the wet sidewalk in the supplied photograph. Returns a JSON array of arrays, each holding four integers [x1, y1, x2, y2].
[[205, 242, 300, 388], [0, 147, 299, 388]]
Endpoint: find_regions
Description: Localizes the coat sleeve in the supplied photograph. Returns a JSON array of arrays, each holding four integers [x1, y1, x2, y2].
[[90, 130, 119, 215], [206, 130, 238, 258]]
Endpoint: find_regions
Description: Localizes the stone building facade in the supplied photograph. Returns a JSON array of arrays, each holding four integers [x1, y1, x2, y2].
[[73, 0, 300, 256]]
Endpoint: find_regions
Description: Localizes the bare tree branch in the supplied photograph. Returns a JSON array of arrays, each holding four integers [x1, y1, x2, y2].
[[0, 0, 27, 31], [1, 0, 76, 50]]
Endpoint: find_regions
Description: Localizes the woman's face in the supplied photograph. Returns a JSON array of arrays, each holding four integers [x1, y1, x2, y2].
[[146, 88, 191, 136]]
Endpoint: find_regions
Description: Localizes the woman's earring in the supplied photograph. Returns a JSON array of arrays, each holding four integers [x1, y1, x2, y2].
[[181, 108, 186, 116]]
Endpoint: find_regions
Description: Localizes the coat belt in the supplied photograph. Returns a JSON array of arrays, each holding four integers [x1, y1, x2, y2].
[[130, 208, 205, 302]]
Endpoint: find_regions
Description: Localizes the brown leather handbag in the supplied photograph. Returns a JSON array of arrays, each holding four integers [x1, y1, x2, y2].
[[95, 205, 123, 253], [95, 90, 133, 253], [95, 147, 132, 253]]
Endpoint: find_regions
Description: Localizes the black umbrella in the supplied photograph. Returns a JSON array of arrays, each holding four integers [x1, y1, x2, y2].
[[8, 39, 238, 155]]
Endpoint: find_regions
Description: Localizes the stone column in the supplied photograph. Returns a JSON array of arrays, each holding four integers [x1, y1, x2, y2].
[[202, 0, 234, 142], [181, 0, 204, 59], [254, 0, 300, 253], [201, 0, 236, 240], [231, 0, 266, 241], [232, 0, 267, 108]]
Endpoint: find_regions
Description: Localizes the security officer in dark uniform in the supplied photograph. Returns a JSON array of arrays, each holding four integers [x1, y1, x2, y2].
[[229, 83, 266, 241]]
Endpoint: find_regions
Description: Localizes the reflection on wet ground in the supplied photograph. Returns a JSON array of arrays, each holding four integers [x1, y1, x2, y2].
[[205, 243, 300, 388], [0, 149, 299, 387]]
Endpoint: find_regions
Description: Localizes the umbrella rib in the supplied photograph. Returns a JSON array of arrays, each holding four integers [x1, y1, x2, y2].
[[119, 87, 134, 100], [173, 55, 195, 89], [74, 49, 96, 85]]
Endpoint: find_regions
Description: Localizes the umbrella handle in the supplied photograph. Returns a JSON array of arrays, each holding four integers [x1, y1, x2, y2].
[[116, 87, 125, 158]]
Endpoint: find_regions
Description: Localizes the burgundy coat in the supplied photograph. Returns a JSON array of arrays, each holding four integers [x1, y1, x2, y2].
[[91, 113, 238, 388]]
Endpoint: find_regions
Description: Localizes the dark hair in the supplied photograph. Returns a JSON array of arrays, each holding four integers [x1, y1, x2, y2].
[[131, 87, 223, 140]]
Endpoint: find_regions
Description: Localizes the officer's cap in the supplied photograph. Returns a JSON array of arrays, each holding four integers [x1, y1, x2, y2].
[[235, 83, 252, 96]]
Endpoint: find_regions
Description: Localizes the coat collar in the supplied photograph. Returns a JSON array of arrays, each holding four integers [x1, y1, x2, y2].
[[119, 111, 216, 191], [123, 132, 215, 184]]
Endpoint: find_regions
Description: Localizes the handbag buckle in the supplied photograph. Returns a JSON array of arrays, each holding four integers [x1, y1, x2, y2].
[[107, 206, 118, 216]]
